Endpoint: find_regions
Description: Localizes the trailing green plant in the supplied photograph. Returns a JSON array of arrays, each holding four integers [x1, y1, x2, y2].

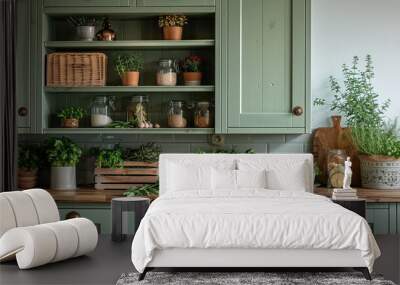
[[46, 137, 82, 167], [196, 147, 255, 154], [57, 106, 86, 120], [158, 15, 188, 27], [114, 54, 143, 76], [314, 55, 390, 128], [181, 55, 202, 72], [123, 182, 159, 197], [18, 145, 40, 170], [96, 147, 124, 168], [67, 16, 97, 27], [124, 143, 161, 162], [351, 120, 400, 158]]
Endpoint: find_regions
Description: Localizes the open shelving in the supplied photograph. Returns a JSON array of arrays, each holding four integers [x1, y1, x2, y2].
[[45, 86, 215, 93], [43, 128, 214, 134]]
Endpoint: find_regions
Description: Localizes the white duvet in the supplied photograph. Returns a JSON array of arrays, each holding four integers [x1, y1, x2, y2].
[[131, 190, 380, 273]]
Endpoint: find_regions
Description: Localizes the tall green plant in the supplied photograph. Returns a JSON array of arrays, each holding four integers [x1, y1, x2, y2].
[[46, 137, 82, 167], [314, 55, 390, 127], [114, 54, 143, 76]]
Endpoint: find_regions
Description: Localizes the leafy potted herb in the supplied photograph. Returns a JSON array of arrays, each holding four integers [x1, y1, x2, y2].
[[67, 16, 97, 41], [96, 147, 124, 169], [46, 137, 82, 190], [158, 15, 188, 40], [114, 54, 143, 86], [181, 55, 203, 86], [18, 145, 40, 189], [314, 55, 399, 189], [57, 106, 86, 128]]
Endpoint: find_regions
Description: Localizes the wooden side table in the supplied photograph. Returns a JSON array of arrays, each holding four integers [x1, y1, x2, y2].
[[111, 197, 150, 242], [332, 199, 366, 218]]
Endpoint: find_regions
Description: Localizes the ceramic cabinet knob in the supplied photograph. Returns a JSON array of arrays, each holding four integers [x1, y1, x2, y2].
[[18, 107, 28, 117], [292, 106, 303, 116]]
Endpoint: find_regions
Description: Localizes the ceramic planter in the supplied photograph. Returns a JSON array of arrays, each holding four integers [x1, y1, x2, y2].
[[359, 155, 400, 190], [51, 166, 76, 190], [163, 26, 183, 40], [62, 118, 79, 128], [121, 71, 140, 86], [183, 72, 202, 86], [17, 168, 38, 189], [76, 26, 96, 41]]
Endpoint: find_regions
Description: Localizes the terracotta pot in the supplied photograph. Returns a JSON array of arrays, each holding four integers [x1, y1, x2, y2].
[[18, 168, 38, 189], [183, 72, 202, 86], [121, 71, 140, 86], [163, 26, 183, 40], [63, 118, 79, 128]]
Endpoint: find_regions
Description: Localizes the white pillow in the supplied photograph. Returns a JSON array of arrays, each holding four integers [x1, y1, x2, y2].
[[237, 169, 267, 189], [266, 163, 307, 191], [212, 168, 237, 190], [167, 163, 212, 192]]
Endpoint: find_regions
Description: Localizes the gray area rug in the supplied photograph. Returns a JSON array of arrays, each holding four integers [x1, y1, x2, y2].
[[116, 272, 396, 285]]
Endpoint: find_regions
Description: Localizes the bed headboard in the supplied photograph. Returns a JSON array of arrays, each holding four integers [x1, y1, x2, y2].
[[159, 154, 314, 195]]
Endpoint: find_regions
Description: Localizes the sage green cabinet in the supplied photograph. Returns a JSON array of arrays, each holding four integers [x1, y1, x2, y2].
[[43, 0, 131, 7], [221, 0, 310, 134], [366, 203, 398, 235], [137, 0, 215, 6]]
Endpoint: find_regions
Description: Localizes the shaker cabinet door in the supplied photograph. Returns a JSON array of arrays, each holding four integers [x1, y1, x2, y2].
[[43, 0, 130, 7], [223, 0, 309, 133]]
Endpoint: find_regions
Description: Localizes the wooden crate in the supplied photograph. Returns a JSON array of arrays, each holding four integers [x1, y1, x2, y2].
[[94, 161, 158, 190], [47, 52, 107, 86]]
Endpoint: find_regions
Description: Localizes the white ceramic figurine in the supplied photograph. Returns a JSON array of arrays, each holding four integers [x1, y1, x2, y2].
[[343, 156, 352, 190]]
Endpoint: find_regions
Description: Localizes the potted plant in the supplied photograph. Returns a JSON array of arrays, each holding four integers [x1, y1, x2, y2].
[[158, 15, 188, 40], [46, 137, 82, 190], [18, 145, 40, 189], [67, 16, 97, 41], [57, 106, 86, 128], [181, 55, 203, 86], [114, 54, 143, 86], [314, 55, 399, 189]]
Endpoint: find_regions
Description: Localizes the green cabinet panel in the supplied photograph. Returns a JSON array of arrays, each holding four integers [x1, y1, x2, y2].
[[222, 0, 310, 134], [137, 0, 215, 6], [398, 203, 400, 233], [366, 203, 397, 235], [43, 0, 130, 7]]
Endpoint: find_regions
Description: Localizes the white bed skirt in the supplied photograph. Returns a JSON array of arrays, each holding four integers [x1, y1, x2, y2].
[[148, 248, 366, 268]]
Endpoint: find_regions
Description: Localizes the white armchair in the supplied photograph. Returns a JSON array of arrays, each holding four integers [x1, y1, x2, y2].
[[0, 189, 98, 269]]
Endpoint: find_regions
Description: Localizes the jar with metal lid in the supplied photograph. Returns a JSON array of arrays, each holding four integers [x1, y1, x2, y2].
[[127, 95, 149, 125], [91, 96, 112, 127], [327, 149, 346, 188], [167, 100, 187, 128], [194, 101, 212, 128], [156, 59, 177, 86]]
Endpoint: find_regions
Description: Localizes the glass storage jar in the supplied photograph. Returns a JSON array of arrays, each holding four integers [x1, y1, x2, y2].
[[327, 149, 346, 188], [156, 59, 177, 86], [91, 96, 113, 127], [194, 101, 212, 128], [167, 100, 187, 128], [127, 95, 149, 125]]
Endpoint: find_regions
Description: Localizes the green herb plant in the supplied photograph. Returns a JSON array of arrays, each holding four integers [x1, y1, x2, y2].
[[196, 147, 255, 154], [124, 182, 159, 197], [158, 15, 188, 27], [181, 55, 202, 72], [57, 106, 86, 120], [124, 143, 161, 162], [67, 16, 97, 27], [46, 137, 82, 167], [114, 54, 143, 76], [18, 145, 41, 170], [96, 147, 124, 168]]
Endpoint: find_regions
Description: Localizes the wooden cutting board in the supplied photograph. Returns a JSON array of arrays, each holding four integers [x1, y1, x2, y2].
[[312, 116, 361, 187]]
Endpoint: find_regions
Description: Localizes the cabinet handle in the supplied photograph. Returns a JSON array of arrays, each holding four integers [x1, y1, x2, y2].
[[292, 106, 303, 116], [18, 107, 28, 117]]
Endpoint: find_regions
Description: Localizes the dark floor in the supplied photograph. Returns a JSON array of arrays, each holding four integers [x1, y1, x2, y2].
[[0, 235, 399, 285]]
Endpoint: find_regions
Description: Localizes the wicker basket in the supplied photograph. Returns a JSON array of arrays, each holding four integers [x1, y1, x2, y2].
[[47, 52, 107, 86]]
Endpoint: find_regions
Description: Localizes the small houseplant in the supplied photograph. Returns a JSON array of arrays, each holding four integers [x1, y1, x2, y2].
[[158, 15, 188, 40], [114, 54, 143, 86], [18, 145, 41, 189], [46, 137, 82, 190], [57, 106, 86, 128], [181, 55, 203, 86], [67, 16, 97, 41]]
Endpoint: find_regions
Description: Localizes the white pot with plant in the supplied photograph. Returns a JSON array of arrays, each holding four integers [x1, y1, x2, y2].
[[158, 15, 188, 40], [314, 55, 400, 190], [115, 54, 143, 86], [67, 16, 97, 41], [46, 137, 82, 190]]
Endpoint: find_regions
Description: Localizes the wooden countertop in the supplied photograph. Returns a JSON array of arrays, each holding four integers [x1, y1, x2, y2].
[[314, 187, 400, 203]]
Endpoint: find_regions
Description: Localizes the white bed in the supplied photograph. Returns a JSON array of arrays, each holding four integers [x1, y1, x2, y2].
[[131, 154, 380, 280]]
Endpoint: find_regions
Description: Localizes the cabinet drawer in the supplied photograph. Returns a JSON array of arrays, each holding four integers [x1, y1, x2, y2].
[[44, 0, 130, 7], [137, 0, 215, 7]]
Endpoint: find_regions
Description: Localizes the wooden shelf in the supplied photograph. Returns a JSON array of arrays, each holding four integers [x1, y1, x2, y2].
[[45, 40, 215, 50], [47, 187, 126, 203], [43, 128, 214, 134], [45, 86, 215, 93]]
